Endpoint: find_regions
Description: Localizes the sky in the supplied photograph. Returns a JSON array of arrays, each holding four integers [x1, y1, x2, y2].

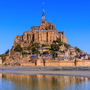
[[0, 0, 90, 54]]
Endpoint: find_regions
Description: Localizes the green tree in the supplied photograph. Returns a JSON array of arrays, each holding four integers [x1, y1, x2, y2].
[[53, 40, 57, 44], [31, 43, 40, 48], [24, 41, 26, 43], [59, 51, 63, 53], [1, 54, 7, 63], [27, 45, 31, 50], [56, 38, 61, 43], [64, 43, 70, 49], [42, 44, 46, 47], [30, 40, 33, 43], [14, 44, 22, 52], [35, 49, 40, 54], [5, 49, 9, 54], [75, 47, 81, 52], [35, 43, 40, 48], [50, 51, 57, 59], [51, 44, 59, 51], [22, 52, 27, 55], [53, 38, 63, 46], [31, 47, 36, 53]]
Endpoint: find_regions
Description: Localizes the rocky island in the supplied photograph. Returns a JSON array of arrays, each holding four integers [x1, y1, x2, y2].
[[0, 6, 90, 67]]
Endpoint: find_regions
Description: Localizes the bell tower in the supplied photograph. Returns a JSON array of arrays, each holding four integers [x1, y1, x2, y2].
[[40, 2, 46, 30]]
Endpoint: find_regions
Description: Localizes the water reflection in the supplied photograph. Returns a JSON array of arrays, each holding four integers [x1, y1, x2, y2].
[[0, 74, 90, 90]]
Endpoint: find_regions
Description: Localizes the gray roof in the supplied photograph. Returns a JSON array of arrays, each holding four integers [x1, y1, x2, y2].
[[35, 30, 54, 32], [31, 26, 40, 28], [69, 48, 74, 50], [41, 54, 52, 57], [30, 54, 39, 58], [58, 32, 63, 34], [38, 48, 46, 50]]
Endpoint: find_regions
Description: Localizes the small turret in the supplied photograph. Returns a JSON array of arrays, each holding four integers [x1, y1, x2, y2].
[[41, 2, 46, 20]]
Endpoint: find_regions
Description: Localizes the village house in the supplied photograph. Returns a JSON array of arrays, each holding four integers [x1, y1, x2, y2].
[[38, 48, 49, 53]]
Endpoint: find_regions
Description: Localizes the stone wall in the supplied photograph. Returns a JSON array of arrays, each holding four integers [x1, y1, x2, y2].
[[76, 59, 90, 66], [20, 60, 75, 67], [21, 62, 35, 66], [44, 60, 75, 66], [20, 59, 90, 67]]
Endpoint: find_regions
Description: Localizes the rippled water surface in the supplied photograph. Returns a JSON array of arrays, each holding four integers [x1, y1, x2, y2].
[[0, 74, 90, 90]]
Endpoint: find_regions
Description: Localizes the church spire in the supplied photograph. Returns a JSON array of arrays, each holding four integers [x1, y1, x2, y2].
[[42, 2, 45, 16], [41, 2, 46, 20]]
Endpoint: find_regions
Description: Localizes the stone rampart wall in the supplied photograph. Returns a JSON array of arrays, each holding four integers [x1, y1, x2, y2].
[[76, 59, 90, 66], [20, 59, 90, 67], [21, 63, 35, 66]]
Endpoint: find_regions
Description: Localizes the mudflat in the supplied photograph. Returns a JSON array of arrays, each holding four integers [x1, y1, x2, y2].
[[0, 66, 90, 78]]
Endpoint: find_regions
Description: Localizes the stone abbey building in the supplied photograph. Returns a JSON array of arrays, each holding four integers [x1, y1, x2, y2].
[[14, 7, 67, 48]]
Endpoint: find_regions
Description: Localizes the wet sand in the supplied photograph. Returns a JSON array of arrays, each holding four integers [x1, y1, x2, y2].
[[0, 66, 90, 78]]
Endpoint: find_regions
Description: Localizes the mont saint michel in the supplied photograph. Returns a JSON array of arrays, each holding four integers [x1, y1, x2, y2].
[[1, 1, 90, 90], [0, 4, 90, 67]]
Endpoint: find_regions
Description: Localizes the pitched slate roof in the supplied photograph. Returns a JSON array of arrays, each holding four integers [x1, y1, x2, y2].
[[58, 32, 63, 34], [35, 30, 54, 32], [31, 26, 40, 28]]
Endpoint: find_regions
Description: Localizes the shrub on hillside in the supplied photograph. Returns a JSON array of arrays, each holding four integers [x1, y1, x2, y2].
[[53, 38, 63, 46], [51, 44, 59, 51], [42, 44, 46, 47], [27, 45, 31, 50], [5, 49, 9, 54], [35, 49, 40, 54], [1, 54, 8, 63], [31, 43, 40, 48], [14, 44, 22, 52], [64, 43, 70, 49], [50, 51, 57, 59], [31, 47, 36, 52], [24, 41, 26, 43], [22, 52, 27, 55], [75, 47, 81, 52], [59, 51, 63, 53]]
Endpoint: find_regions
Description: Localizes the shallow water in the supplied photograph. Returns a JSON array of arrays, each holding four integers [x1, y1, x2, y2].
[[0, 74, 90, 90]]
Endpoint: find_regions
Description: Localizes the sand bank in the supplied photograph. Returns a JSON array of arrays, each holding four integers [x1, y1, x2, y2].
[[0, 66, 90, 78]]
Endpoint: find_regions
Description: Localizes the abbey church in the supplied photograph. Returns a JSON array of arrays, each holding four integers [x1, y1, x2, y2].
[[14, 6, 67, 48]]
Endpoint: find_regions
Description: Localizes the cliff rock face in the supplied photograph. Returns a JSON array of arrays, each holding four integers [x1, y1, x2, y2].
[[13, 9, 67, 48]]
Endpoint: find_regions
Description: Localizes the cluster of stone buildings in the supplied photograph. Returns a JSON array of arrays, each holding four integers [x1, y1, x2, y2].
[[3, 48, 90, 67]]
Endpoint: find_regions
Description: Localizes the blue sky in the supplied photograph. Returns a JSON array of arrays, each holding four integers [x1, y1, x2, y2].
[[0, 0, 90, 54]]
